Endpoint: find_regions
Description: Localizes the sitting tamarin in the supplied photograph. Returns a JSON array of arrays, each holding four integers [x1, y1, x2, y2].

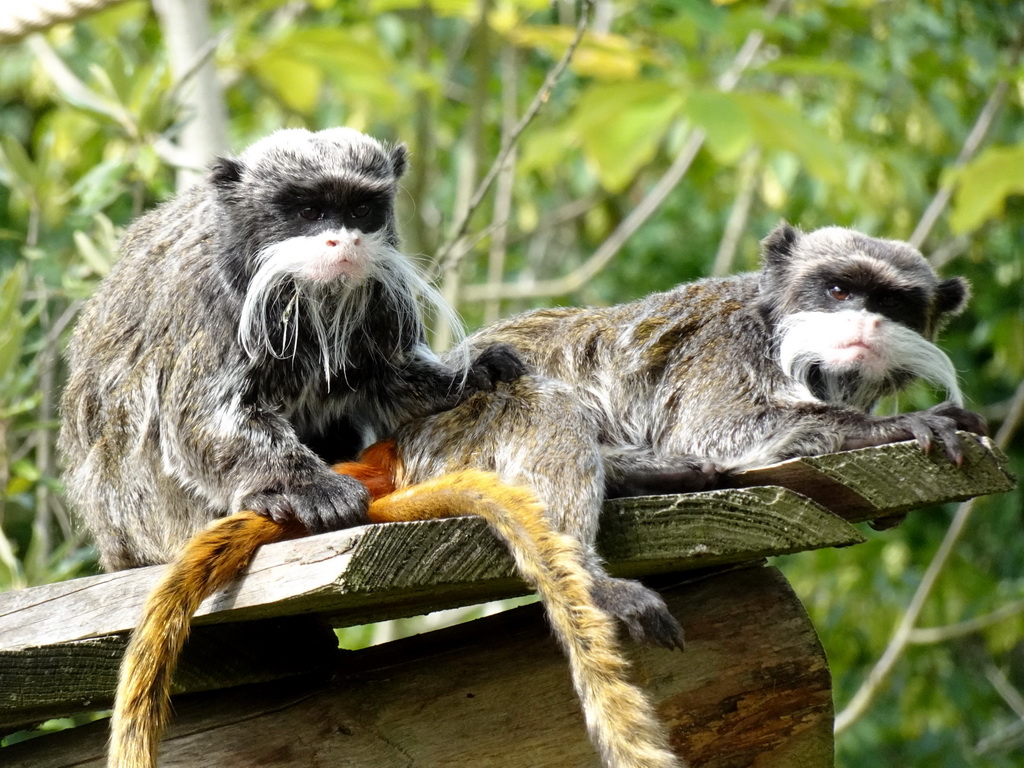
[[59, 127, 522, 572], [69, 128, 682, 767], [463, 222, 987, 491]]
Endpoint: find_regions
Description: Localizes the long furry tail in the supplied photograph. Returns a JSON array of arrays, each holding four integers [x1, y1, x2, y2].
[[371, 469, 684, 768], [111, 467, 682, 768], [108, 511, 302, 768]]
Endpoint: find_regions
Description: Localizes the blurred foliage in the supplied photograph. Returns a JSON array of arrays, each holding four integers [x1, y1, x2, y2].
[[0, 0, 1022, 764]]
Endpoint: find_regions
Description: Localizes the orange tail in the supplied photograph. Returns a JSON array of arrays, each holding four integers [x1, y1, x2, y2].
[[108, 512, 303, 768]]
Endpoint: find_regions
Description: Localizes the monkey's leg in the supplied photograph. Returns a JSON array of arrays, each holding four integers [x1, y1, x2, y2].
[[602, 447, 722, 498], [394, 376, 685, 650]]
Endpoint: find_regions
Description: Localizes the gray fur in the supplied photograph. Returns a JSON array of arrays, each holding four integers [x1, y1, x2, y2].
[[61, 128, 489, 571]]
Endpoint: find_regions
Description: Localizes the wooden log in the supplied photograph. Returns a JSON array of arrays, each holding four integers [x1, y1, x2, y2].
[[3, 566, 834, 768]]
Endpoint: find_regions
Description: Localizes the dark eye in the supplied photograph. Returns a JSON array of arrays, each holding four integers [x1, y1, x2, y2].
[[827, 285, 851, 301], [298, 207, 323, 221], [350, 203, 371, 219]]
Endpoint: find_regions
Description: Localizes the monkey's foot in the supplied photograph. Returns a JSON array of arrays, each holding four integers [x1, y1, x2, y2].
[[466, 342, 529, 391], [591, 576, 685, 651]]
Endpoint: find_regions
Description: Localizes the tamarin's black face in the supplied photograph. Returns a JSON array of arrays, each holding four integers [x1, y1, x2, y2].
[[757, 223, 968, 409], [206, 128, 459, 379], [211, 127, 408, 288]]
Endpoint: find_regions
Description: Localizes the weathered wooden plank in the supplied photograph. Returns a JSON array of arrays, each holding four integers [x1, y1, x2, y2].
[[0, 487, 859, 653], [728, 434, 1015, 523], [3, 567, 834, 768], [600, 485, 865, 577]]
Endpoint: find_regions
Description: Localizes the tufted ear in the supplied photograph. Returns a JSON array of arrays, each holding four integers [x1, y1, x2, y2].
[[759, 221, 801, 268], [209, 157, 243, 189], [389, 143, 408, 179], [935, 276, 969, 316]]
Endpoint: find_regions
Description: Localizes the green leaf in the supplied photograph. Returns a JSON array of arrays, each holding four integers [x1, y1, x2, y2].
[[73, 231, 114, 278], [686, 91, 844, 183], [368, 0, 476, 16], [251, 53, 324, 114], [685, 90, 752, 164], [68, 158, 133, 215], [760, 56, 881, 88], [507, 26, 652, 80], [734, 92, 845, 184], [571, 81, 685, 192], [0, 527, 26, 591], [258, 29, 399, 110], [950, 144, 1024, 234], [0, 136, 39, 191], [519, 123, 579, 178], [0, 264, 26, 383]]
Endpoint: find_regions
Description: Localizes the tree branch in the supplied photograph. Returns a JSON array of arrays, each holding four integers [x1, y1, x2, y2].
[[434, 1, 592, 277], [484, 44, 520, 325], [835, 375, 1024, 734], [913, 34, 1024, 251], [0, 0, 131, 44], [152, 0, 230, 188], [712, 148, 760, 277], [461, 0, 784, 303], [907, 598, 1024, 645]]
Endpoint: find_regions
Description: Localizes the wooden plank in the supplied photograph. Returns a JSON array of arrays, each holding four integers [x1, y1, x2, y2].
[[2, 567, 834, 768], [600, 485, 865, 577], [728, 434, 1015, 523], [0, 487, 860, 653]]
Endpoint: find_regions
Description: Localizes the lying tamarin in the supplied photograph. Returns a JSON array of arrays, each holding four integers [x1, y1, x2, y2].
[[464, 222, 987, 491], [59, 127, 520, 572]]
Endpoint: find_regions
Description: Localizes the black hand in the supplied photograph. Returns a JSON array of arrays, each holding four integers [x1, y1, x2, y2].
[[242, 471, 370, 534]]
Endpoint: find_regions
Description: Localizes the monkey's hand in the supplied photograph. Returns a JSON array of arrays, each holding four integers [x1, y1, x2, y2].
[[465, 343, 529, 392], [240, 471, 371, 535], [846, 402, 988, 466], [591, 576, 685, 651]]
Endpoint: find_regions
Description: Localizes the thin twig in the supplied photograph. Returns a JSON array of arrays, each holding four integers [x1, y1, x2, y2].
[[913, 34, 1024, 251], [462, 0, 784, 303], [985, 664, 1024, 720], [908, 598, 1024, 645], [484, 44, 520, 325], [835, 376, 1024, 734], [434, 1, 592, 276], [30, 281, 54, 578], [712, 148, 760, 276], [911, 81, 1010, 251]]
